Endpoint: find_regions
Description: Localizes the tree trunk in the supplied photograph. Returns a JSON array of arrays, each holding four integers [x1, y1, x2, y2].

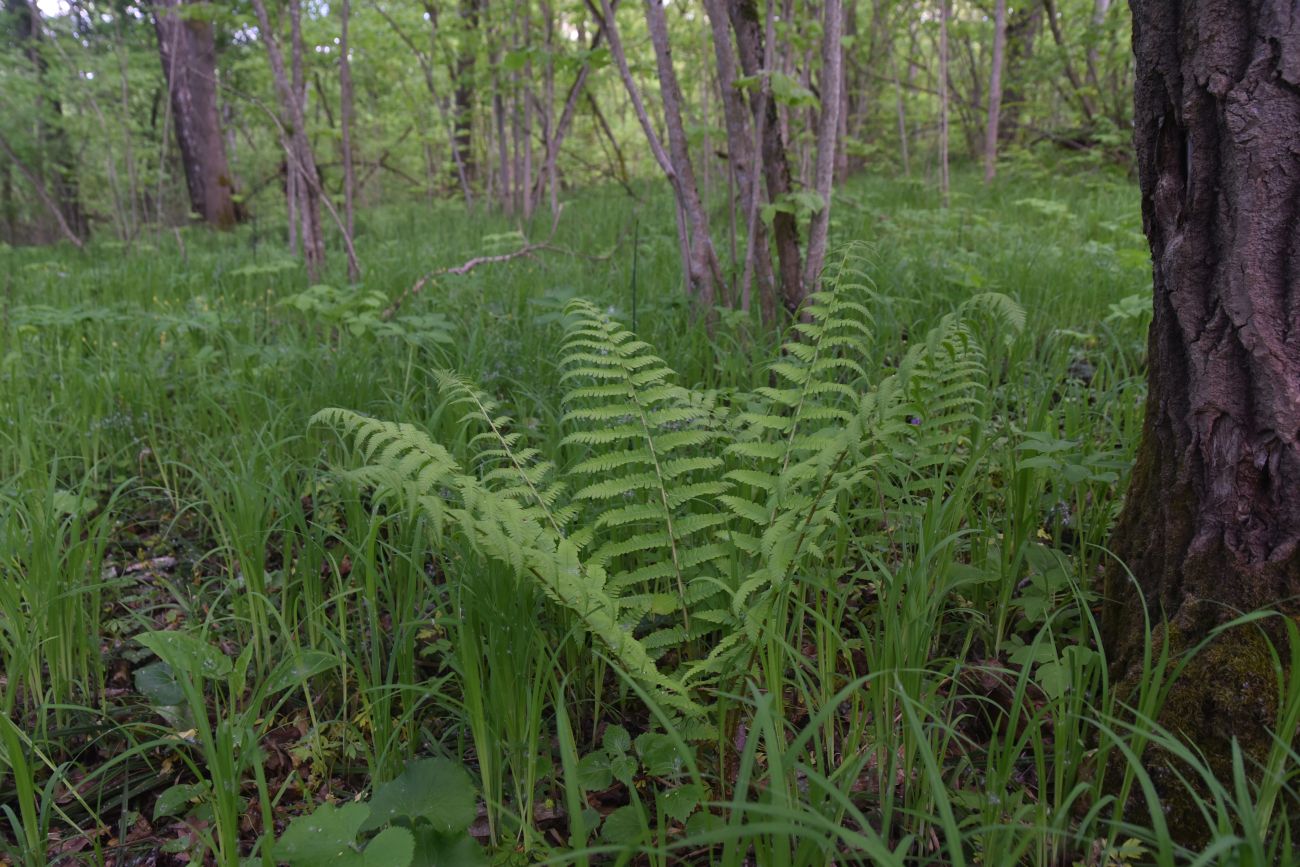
[[1105, 0, 1300, 843], [151, 0, 240, 229], [999, 2, 1041, 142], [937, 0, 950, 207], [642, 0, 722, 307], [702, 0, 778, 318], [338, 0, 359, 282], [454, 0, 479, 188], [251, 0, 326, 280], [800, 0, 842, 292], [1042, 0, 1096, 123], [0, 130, 84, 248], [9, 0, 85, 242], [982, 0, 1007, 183], [728, 0, 804, 316]]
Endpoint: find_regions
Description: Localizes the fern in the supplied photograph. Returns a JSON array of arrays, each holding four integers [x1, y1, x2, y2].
[[559, 300, 731, 654], [309, 406, 701, 717], [311, 256, 1024, 716]]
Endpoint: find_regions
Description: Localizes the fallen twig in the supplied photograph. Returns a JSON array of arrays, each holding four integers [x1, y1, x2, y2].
[[382, 205, 626, 321]]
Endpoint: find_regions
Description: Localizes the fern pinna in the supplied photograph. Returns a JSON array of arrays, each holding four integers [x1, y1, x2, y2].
[[312, 255, 1023, 715]]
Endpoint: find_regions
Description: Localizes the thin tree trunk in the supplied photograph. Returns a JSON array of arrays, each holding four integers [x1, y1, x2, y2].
[[983, 0, 1007, 183], [10, 0, 85, 241], [251, 0, 326, 280], [1083, 0, 1110, 102], [454, 0, 479, 188], [641, 0, 722, 306], [598, 0, 697, 302], [999, 2, 1041, 142], [937, 0, 950, 207], [703, 0, 760, 303], [1041, 0, 1095, 123], [729, 0, 804, 316], [0, 131, 83, 248], [801, 0, 842, 293], [1105, 0, 1300, 845], [891, 53, 910, 175], [370, 0, 474, 209], [338, 0, 359, 281]]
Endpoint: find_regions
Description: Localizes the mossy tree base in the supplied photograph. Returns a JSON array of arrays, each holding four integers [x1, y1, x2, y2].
[[1106, 0, 1300, 847]]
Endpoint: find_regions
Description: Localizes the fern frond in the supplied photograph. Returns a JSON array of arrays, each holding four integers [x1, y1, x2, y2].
[[559, 300, 730, 635]]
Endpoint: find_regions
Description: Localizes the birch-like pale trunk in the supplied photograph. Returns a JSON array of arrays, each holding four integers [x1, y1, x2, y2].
[[801, 0, 842, 293], [983, 0, 1007, 183], [937, 0, 950, 208], [339, 0, 359, 281]]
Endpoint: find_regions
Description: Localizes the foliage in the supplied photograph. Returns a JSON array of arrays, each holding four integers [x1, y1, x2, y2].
[[3, 173, 1295, 865]]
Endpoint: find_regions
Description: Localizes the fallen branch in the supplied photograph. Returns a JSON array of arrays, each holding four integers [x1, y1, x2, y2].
[[382, 206, 628, 321]]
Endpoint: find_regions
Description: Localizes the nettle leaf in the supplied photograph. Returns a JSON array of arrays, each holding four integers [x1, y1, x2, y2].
[[656, 783, 702, 823], [274, 801, 370, 866], [600, 804, 644, 845], [576, 752, 613, 791], [634, 732, 681, 777], [602, 725, 631, 755], [361, 759, 477, 834], [135, 630, 231, 680]]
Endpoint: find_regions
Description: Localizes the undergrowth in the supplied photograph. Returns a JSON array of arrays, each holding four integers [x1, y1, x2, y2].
[[2, 168, 1295, 865]]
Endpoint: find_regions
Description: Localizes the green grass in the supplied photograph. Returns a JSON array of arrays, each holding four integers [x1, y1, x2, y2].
[[1, 161, 1296, 865]]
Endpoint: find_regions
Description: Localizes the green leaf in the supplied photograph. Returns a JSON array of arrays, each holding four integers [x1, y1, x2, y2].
[[602, 725, 631, 755], [634, 732, 681, 777], [364, 827, 414, 867], [361, 759, 477, 834], [600, 804, 643, 845], [265, 649, 339, 695], [153, 782, 205, 820], [656, 784, 701, 823], [411, 826, 487, 867], [135, 631, 231, 680], [273, 801, 370, 866], [576, 752, 613, 791], [134, 661, 185, 707]]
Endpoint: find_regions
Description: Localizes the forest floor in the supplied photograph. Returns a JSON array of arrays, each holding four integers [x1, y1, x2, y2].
[[7, 164, 1282, 865]]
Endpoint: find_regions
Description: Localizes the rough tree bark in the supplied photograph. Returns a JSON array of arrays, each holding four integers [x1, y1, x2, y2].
[[151, 0, 240, 229], [1105, 0, 1300, 842]]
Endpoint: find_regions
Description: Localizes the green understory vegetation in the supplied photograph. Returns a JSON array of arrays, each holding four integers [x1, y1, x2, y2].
[[2, 163, 1297, 865]]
